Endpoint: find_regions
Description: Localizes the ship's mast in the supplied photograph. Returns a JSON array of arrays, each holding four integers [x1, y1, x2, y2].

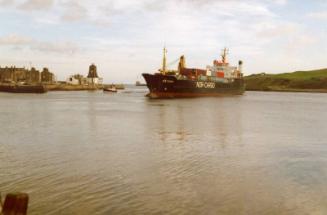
[[162, 47, 167, 74], [221, 48, 229, 64]]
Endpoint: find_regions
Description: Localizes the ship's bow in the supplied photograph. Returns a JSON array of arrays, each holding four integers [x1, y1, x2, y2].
[[142, 73, 160, 98]]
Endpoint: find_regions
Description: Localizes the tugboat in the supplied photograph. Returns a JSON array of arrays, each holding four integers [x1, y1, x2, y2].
[[142, 48, 245, 98], [103, 84, 117, 93]]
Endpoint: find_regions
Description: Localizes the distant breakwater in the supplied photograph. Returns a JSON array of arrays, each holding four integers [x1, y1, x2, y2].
[[44, 83, 125, 91], [45, 83, 101, 91]]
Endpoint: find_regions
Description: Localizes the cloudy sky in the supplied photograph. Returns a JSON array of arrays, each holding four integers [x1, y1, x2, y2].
[[0, 0, 326, 83]]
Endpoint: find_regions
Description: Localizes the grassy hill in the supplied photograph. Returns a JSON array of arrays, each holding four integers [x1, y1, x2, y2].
[[245, 68, 327, 92]]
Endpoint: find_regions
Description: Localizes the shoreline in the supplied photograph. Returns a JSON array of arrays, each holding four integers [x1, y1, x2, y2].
[[244, 69, 327, 94], [246, 88, 327, 93]]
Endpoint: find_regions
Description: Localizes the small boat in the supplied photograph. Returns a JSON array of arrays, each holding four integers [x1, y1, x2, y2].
[[114, 84, 125, 90], [103, 85, 117, 93], [135, 81, 146, 86]]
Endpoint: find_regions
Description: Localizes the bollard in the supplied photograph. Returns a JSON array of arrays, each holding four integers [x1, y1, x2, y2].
[[2, 193, 29, 215]]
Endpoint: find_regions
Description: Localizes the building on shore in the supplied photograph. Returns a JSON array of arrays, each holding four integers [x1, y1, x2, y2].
[[66, 64, 103, 86], [41, 68, 56, 83], [66, 74, 88, 85], [87, 64, 103, 85], [0, 66, 55, 84], [66, 75, 79, 85]]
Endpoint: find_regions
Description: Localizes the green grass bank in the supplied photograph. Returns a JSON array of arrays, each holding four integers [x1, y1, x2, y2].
[[245, 68, 327, 92]]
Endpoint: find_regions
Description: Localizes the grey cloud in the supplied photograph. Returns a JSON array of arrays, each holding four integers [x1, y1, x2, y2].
[[143, 0, 275, 17], [3, 0, 276, 30], [0, 34, 79, 54], [256, 23, 299, 39], [18, 0, 54, 10], [0, 34, 33, 45], [61, 1, 88, 22], [0, 0, 15, 6], [143, 0, 166, 12], [307, 11, 327, 20], [271, 0, 287, 5], [32, 41, 80, 54]]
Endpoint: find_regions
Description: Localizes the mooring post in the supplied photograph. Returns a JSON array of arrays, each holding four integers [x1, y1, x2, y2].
[[2, 193, 29, 215]]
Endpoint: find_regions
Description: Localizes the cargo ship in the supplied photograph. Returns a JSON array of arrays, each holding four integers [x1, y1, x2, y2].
[[0, 83, 47, 93], [142, 48, 245, 98]]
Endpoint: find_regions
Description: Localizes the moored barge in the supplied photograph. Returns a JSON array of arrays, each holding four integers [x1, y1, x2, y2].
[[0, 83, 47, 93]]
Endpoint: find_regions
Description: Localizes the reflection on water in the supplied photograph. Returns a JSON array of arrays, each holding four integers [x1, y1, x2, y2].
[[0, 88, 327, 214]]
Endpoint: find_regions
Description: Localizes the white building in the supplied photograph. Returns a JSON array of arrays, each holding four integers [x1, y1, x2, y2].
[[66, 75, 79, 85]]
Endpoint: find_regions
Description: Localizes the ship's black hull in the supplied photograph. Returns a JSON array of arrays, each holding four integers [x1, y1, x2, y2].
[[142, 73, 245, 98]]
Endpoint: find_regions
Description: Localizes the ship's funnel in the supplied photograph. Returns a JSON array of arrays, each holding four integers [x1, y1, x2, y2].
[[178, 55, 186, 73], [238, 60, 243, 73]]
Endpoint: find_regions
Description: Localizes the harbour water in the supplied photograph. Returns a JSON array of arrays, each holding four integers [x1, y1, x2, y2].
[[0, 88, 327, 214]]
